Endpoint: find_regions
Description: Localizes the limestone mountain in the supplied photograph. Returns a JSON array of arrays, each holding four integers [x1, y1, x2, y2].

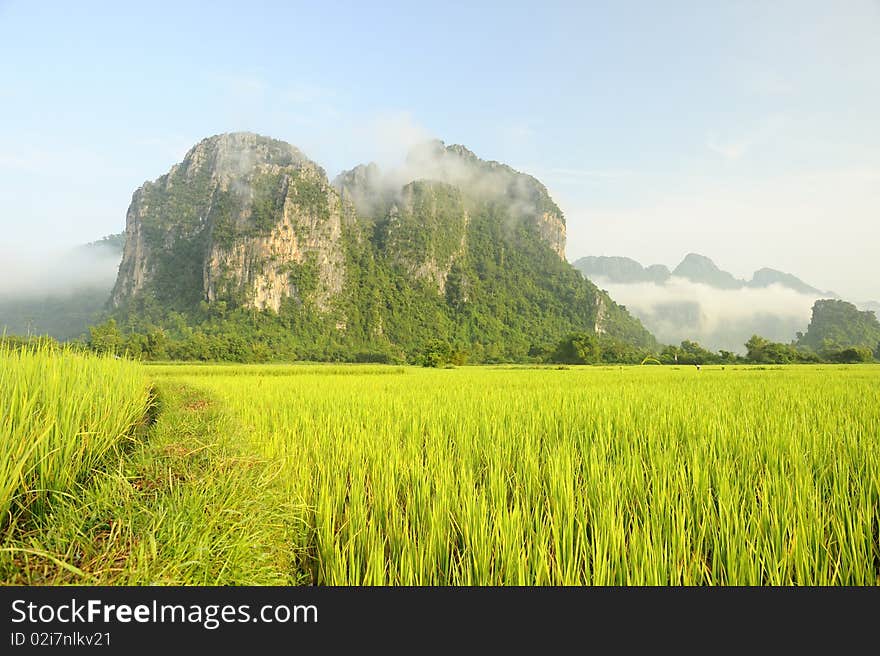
[[748, 268, 823, 296], [796, 300, 880, 353], [672, 253, 742, 289], [111, 133, 347, 313], [108, 132, 654, 361], [572, 256, 670, 284]]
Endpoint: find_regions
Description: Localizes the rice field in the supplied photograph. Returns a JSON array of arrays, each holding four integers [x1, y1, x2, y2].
[[151, 363, 880, 585], [0, 344, 153, 526], [2, 356, 879, 585]]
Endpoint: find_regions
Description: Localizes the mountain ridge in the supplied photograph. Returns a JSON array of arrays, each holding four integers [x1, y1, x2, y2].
[[573, 253, 830, 296]]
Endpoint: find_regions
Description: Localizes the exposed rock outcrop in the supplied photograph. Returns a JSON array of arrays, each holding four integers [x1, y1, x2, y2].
[[112, 132, 349, 312]]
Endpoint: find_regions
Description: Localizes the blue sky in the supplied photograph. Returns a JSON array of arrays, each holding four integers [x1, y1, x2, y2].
[[1, 0, 878, 300]]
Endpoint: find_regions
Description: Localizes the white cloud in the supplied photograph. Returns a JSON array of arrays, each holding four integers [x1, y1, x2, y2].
[[354, 111, 433, 169], [593, 276, 818, 351], [705, 115, 789, 161], [706, 134, 752, 160], [0, 243, 121, 299]]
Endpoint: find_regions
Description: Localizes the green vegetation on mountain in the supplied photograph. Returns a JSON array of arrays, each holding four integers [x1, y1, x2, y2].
[[98, 132, 655, 363], [796, 300, 880, 357], [13, 135, 875, 367]]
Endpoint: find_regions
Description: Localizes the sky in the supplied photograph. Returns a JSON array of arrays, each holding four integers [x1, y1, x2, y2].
[[1, 0, 878, 301]]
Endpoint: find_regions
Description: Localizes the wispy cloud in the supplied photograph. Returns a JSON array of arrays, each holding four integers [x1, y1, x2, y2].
[[549, 167, 634, 180], [356, 111, 433, 167], [282, 83, 334, 105], [0, 143, 121, 176], [746, 69, 795, 96], [705, 115, 789, 160], [496, 119, 538, 147], [593, 276, 817, 352], [132, 135, 196, 164], [706, 134, 752, 160], [213, 73, 267, 97], [0, 243, 121, 299]]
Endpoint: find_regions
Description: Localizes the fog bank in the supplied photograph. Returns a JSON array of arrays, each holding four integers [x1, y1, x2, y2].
[[0, 242, 121, 300], [594, 276, 819, 352]]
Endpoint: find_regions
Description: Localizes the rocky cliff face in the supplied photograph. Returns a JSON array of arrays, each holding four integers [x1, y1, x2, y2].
[[114, 133, 573, 313], [112, 133, 349, 312], [202, 162, 349, 312]]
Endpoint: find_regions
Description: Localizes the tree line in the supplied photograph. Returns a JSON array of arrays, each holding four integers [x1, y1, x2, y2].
[[4, 319, 876, 366]]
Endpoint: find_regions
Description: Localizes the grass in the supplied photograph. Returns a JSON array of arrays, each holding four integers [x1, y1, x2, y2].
[[0, 378, 302, 584], [2, 358, 879, 585], [0, 343, 152, 527]]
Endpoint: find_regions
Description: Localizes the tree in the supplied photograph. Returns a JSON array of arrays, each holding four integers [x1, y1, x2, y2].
[[417, 339, 453, 368], [718, 350, 740, 364], [745, 335, 770, 362], [677, 340, 716, 365], [798, 299, 880, 351], [551, 332, 601, 364], [822, 346, 874, 363], [88, 319, 124, 355], [745, 334, 820, 364]]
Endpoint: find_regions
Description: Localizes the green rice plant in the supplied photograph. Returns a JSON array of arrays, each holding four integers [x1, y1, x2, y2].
[[156, 363, 880, 585], [0, 342, 153, 525]]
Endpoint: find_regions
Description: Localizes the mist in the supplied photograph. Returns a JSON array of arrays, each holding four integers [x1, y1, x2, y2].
[[0, 242, 121, 300], [593, 276, 820, 352], [335, 132, 551, 225]]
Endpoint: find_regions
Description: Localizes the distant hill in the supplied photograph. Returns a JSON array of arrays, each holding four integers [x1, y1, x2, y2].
[[749, 268, 824, 296], [672, 253, 743, 290], [574, 253, 828, 295], [571, 256, 670, 284]]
